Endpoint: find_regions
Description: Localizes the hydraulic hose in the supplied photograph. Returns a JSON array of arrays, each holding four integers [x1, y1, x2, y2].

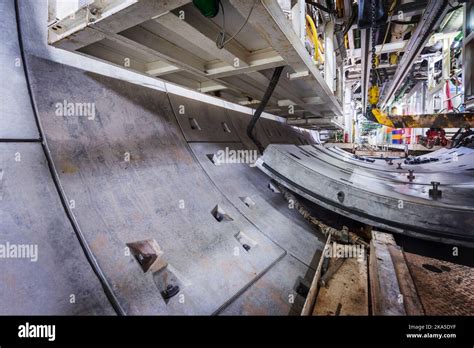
[[247, 66, 285, 153]]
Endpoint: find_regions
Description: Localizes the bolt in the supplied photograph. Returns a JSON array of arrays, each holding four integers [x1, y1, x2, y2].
[[337, 191, 345, 203], [407, 170, 415, 182], [429, 181, 442, 200], [161, 284, 180, 300]]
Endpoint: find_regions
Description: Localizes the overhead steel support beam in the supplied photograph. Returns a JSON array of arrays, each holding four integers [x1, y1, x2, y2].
[[152, 13, 251, 69], [372, 111, 474, 128], [286, 118, 334, 126], [392, 0, 429, 18], [351, 40, 407, 58], [381, 0, 450, 109], [49, 0, 192, 50]]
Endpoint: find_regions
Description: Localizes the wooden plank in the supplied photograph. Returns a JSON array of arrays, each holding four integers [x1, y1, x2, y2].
[[369, 231, 406, 315], [387, 245, 424, 315], [301, 234, 332, 316], [319, 257, 346, 288]]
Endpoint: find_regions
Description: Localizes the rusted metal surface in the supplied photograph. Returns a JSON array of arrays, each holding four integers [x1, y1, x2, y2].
[[126, 239, 167, 273], [369, 232, 407, 315], [404, 252, 474, 315], [385, 113, 474, 128]]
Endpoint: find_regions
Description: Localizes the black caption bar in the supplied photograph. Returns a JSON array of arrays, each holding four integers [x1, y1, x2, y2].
[[0, 316, 473, 345]]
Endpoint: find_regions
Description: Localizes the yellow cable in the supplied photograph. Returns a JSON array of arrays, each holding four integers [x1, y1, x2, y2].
[[306, 14, 324, 63]]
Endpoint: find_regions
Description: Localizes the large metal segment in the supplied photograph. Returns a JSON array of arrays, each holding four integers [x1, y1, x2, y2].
[[25, 55, 288, 314], [311, 146, 474, 178], [0, 0, 113, 315], [166, 93, 326, 313], [0, 143, 115, 315], [0, 0, 39, 140], [257, 144, 474, 246], [188, 142, 325, 268]]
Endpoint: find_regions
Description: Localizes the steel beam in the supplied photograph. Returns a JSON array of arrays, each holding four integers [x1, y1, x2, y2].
[[381, 0, 450, 108]]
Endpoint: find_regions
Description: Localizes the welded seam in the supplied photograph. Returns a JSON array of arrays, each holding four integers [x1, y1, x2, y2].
[[14, 0, 125, 316], [211, 251, 287, 315]]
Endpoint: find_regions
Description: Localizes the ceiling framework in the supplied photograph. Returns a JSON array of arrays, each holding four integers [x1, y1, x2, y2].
[[48, 0, 344, 126], [342, 0, 463, 119], [380, 0, 450, 109]]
